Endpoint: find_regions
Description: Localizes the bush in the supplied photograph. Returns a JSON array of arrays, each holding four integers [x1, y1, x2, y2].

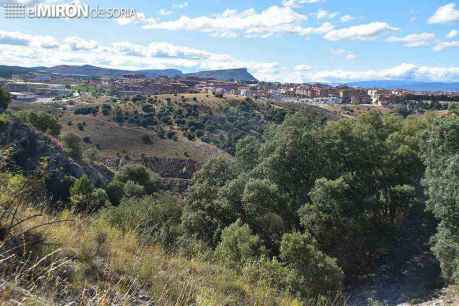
[[215, 220, 265, 268], [123, 180, 145, 198], [101, 104, 112, 116], [62, 133, 82, 161], [280, 232, 343, 299], [0, 113, 9, 126], [115, 164, 160, 194], [69, 176, 93, 212], [22, 112, 61, 136], [105, 179, 125, 205], [70, 176, 109, 213], [242, 256, 293, 294], [142, 134, 153, 144], [83, 147, 99, 162], [166, 131, 177, 141], [74, 106, 98, 115]]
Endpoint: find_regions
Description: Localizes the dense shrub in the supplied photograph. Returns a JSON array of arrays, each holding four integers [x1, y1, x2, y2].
[[105, 179, 125, 206], [62, 133, 82, 161], [280, 232, 343, 298], [115, 164, 161, 194], [18, 111, 61, 136], [101, 104, 112, 115], [0, 113, 9, 126], [70, 176, 108, 213], [123, 180, 145, 198], [74, 106, 98, 115], [215, 220, 265, 268]]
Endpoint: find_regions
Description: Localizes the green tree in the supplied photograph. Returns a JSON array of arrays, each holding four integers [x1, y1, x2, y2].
[[422, 115, 459, 283], [181, 156, 237, 246], [0, 87, 11, 112], [241, 179, 286, 250], [235, 136, 259, 172]]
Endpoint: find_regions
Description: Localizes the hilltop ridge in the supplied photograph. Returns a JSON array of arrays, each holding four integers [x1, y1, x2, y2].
[[0, 64, 258, 82]]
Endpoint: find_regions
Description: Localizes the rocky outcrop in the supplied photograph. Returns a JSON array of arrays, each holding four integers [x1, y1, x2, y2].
[[159, 177, 191, 193], [0, 118, 113, 201], [142, 156, 201, 179]]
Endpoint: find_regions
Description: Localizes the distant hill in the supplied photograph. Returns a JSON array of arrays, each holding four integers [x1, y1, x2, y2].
[[0, 65, 256, 81], [136, 69, 183, 78], [346, 80, 459, 92], [0, 65, 39, 78], [186, 68, 257, 82], [33, 65, 183, 78]]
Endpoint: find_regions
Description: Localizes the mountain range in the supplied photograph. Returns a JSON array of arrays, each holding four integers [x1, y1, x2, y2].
[[0, 65, 257, 82]]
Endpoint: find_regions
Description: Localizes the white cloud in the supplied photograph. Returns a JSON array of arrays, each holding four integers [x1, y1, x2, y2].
[[296, 22, 335, 36], [324, 22, 398, 41], [0, 30, 59, 49], [316, 9, 339, 20], [174, 1, 189, 9], [428, 3, 459, 24], [113, 41, 214, 60], [4, 30, 459, 84], [340, 15, 353, 22], [140, 6, 310, 38], [301, 63, 459, 83], [294, 64, 312, 71], [434, 40, 459, 51], [159, 9, 173, 16], [386, 32, 435, 47], [282, 0, 323, 8], [0, 31, 31, 46], [331, 48, 357, 60], [63, 37, 98, 51], [447, 29, 458, 38]]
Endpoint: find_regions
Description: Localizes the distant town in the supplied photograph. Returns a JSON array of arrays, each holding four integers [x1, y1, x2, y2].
[[3, 65, 459, 113]]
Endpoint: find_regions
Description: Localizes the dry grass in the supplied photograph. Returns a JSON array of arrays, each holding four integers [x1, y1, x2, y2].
[[1, 201, 304, 305]]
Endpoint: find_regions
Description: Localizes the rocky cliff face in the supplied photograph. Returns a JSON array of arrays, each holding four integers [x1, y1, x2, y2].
[[0, 118, 113, 201]]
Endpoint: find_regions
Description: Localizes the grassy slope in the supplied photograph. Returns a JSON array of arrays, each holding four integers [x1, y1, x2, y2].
[[60, 112, 223, 161], [0, 199, 303, 306]]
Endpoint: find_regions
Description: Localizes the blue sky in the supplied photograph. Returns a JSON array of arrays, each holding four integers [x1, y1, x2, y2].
[[0, 0, 459, 82]]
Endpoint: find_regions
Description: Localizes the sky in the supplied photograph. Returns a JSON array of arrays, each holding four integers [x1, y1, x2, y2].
[[0, 0, 459, 83]]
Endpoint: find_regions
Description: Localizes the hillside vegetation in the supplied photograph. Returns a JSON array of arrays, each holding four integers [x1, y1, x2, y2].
[[2, 87, 459, 305]]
